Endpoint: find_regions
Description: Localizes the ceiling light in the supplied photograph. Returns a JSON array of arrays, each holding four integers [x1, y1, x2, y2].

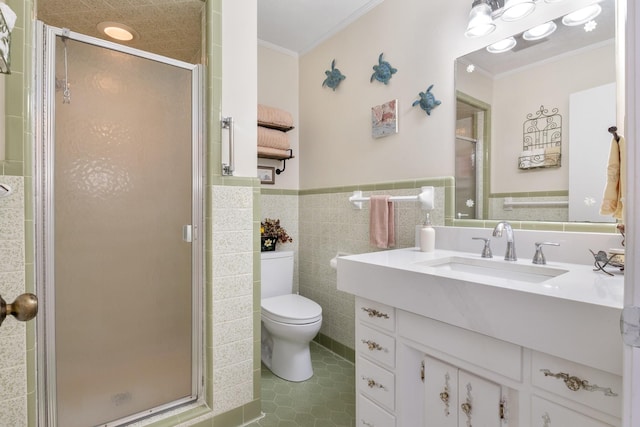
[[501, 0, 536, 22], [487, 37, 517, 53], [465, 0, 496, 38], [562, 4, 602, 26], [97, 21, 139, 42], [544, 0, 565, 3], [523, 21, 557, 40]]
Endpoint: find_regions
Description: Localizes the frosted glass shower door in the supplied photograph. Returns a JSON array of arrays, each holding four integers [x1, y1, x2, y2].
[[52, 36, 197, 426]]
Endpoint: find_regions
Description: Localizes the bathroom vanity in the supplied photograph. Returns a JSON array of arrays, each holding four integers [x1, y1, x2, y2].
[[337, 245, 624, 426]]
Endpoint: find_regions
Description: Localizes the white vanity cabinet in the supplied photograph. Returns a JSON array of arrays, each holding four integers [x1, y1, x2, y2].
[[424, 356, 503, 427], [338, 247, 624, 427], [356, 297, 397, 426]]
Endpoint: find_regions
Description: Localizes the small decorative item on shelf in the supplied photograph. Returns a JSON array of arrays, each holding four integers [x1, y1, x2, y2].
[[370, 53, 397, 85], [260, 218, 293, 252], [322, 59, 346, 91], [589, 249, 624, 276], [412, 84, 441, 116]]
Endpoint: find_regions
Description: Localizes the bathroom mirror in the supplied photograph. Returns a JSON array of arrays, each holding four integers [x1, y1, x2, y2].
[[455, 0, 617, 222]]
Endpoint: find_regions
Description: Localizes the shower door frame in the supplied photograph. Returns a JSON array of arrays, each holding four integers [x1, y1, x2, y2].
[[33, 22, 205, 426]]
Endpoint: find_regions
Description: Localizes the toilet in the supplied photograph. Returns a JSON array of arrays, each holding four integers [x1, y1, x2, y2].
[[261, 251, 322, 382]]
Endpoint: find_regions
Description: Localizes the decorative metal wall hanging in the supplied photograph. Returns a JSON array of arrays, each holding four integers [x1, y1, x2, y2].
[[322, 59, 346, 91], [518, 105, 562, 169], [0, 4, 15, 74], [412, 84, 441, 115], [370, 53, 397, 85]]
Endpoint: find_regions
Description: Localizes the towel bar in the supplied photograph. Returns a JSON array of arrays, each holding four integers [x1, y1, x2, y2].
[[503, 197, 568, 210], [349, 186, 434, 210]]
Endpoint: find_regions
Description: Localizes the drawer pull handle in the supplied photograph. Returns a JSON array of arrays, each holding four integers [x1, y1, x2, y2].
[[361, 375, 387, 390], [540, 369, 618, 397], [440, 372, 451, 416], [461, 383, 473, 426], [361, 339, 387, 352], [461, 401, 472, 416], [361, 307, 390, 319], [361, 420, 374, 427]]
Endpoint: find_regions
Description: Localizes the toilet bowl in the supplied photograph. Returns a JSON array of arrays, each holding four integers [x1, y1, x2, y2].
[[260, 251, 323, 382]]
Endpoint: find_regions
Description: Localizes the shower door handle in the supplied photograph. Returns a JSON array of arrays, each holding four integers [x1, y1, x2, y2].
[[0, 293, 38, 327]]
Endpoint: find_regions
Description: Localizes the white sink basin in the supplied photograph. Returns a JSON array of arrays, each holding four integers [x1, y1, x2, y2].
[[415, 256, 569, 283]]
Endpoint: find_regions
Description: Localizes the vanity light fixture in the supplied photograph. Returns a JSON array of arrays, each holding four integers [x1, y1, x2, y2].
[[523, 20, 557, 40], [464, 0, 571, 39], [487, 37, 517, 53], [561, 4, 602, 26], [501, 0, 536, 21], [97, 21, 139, 42], [465, 0, 497, 38]]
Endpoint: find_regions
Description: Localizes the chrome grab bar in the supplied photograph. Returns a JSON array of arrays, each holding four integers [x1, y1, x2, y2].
[[221, 116, 234, 176]]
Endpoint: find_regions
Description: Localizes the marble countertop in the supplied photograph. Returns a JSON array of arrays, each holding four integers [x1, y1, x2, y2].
[[337, 247, 624, 375]]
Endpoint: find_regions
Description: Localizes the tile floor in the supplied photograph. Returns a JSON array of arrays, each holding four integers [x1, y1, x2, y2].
[[246, 342, 356, 427]]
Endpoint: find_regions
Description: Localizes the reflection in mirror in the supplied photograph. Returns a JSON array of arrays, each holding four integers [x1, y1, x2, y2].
[[455, 0, 617, 222]]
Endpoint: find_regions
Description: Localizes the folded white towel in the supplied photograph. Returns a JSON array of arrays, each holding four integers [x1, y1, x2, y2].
[[530, 148, 544, 166], [519, 150, 532, 169]]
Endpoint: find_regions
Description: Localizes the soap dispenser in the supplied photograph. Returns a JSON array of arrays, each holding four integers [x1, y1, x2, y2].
[[419, 212, 436, 252]]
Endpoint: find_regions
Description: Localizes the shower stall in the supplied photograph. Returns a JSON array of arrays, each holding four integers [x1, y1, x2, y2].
[[34, 24, 204, 426]]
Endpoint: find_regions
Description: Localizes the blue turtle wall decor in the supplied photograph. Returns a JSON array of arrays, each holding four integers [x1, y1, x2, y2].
[[370, 53, 397, 85], [412, 84, 442, 115], [322, 59, 346, 91]]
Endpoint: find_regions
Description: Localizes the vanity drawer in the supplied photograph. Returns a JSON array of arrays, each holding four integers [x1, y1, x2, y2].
[[357, 323, 396, 368], [357, 297, 396, 332], [531, 351, 621, 418], [398, 310, 522, 381], [531, 396, 615, 427], [358, 356, 395, 411], [358, 394, 396, 427]]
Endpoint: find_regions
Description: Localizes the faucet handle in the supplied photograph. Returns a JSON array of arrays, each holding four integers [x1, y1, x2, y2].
[[472, 237, 492, 258], [533, 242, 560, 265]]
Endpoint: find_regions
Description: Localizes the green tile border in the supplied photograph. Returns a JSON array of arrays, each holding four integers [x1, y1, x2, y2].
[[296, 176, 453, 196], [314, 333, 355, 364]]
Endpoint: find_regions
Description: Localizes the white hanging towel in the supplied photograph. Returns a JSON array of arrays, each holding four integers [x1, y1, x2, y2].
[[599, 135, 626, 220]]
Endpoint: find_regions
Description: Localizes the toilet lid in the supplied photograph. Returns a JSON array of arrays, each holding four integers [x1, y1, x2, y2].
[[261, 294, 323, 325]]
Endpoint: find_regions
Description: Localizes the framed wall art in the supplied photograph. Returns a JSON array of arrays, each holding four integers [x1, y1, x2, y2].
[[371, 99, 398, 139], [258, 165, 275, 184]]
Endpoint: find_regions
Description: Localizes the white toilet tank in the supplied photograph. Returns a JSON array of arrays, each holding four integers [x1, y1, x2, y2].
[[261, 251, 294, 299]]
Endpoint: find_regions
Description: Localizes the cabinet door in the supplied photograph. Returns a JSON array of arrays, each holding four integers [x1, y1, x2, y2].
[[531, 396, 615, 427], [424, 356, 458, 427], [457, 370, 502, 427]]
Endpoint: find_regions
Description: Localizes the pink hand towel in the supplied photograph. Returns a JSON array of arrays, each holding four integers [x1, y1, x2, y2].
[[370, 195, 395, 249]]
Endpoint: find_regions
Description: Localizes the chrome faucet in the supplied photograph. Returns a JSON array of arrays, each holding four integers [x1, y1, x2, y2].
[[492, 221, 517, 261]]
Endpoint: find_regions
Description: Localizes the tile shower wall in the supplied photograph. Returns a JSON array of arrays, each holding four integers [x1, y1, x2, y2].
[[294, 181, 449, 352], [210, 185, 257, 415], [0, 176, 27, 427], [488, 194, 569, 222]]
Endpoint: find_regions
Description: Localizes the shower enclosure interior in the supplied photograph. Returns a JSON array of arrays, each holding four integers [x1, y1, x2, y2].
[[35, 24, 204, 427]]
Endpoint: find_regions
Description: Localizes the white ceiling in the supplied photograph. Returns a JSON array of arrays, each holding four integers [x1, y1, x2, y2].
[[38, 0, 384, 61], [257, 0, 384, 55]]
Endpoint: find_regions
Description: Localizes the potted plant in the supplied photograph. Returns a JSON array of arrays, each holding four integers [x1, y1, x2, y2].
[[260, 218, 293, 252]]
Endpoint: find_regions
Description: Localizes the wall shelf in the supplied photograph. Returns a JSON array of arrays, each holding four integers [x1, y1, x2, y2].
[[257, 148, 294, 175]]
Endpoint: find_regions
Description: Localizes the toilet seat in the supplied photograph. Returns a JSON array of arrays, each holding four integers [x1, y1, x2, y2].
[[261, 294, 322, 325]]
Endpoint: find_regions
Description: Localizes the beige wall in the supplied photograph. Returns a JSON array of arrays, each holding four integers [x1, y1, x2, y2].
[[491, 43, 615, 194], [296, 0, 602, 190], [257, 46, 300, 190]]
